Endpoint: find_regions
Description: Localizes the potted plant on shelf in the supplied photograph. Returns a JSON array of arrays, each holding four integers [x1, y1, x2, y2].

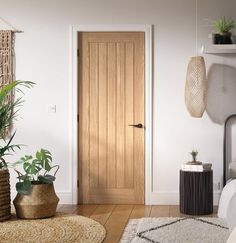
[[211, 16, 235, 44], [187, 150, 202, 165], [13, 148, 60, 219], [0, 80, 34, 221]]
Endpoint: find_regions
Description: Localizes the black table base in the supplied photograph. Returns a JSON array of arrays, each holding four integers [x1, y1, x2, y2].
[[180, 170, 213, 215]]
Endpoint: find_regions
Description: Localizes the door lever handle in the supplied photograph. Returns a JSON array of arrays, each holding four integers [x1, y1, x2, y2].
[[128, 123, 143, 128]]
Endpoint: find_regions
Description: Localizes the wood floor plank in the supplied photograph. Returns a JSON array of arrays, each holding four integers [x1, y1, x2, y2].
[[104, 205, 134, 243], [150, 205, 170, 217], [56, 204, 218, 243], [169, 205, 186, 217], [90, 204, 115, 225], [75, 204, 98, 217], [129, 205, 151, 219]]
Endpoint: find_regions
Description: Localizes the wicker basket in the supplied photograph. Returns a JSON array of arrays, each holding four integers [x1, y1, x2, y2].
[[14, 183, 59, 219], [0, 169, 11, 221]]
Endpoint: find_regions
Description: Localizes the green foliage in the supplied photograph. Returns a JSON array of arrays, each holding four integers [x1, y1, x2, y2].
[[211, 16, 235, 34], [190, 150, 198, 162], [13, 149, 59, 195], [16, 180, 31, 195], [0, 80, 35, 168], [36, 149, 52, 171], [0, 80, 34, 139], [38, 175, 56, 184], [0, 132, 21, 169]]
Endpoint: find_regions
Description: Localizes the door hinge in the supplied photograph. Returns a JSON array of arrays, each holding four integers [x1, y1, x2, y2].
[[77, 114, 79, 123], [77, 49, 80, 57], [77, 179, 79, 188]]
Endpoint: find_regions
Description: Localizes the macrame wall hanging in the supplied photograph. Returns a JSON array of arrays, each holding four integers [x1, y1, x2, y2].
[[0, 30, 14, 94], [0, 17, 21, 91], [0, 16, 22, 136], [0, 16, 22, 98], [0, 30, 14, 135], [185, 0, 207, 118]]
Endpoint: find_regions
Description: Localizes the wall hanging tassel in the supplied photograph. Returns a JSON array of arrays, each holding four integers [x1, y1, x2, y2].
[[185, 56, 207, 117]]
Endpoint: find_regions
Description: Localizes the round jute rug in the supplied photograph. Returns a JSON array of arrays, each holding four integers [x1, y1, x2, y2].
[[0, 214, 106, 243]]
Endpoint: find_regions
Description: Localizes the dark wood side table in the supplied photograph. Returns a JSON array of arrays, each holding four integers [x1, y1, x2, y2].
[[179, 170, 213, 215]]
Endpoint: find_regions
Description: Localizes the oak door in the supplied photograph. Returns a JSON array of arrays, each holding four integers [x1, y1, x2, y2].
[[78, 32, 144, 204]]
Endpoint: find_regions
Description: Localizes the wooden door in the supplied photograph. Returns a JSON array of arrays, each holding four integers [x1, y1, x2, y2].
[[78, 32, 144, 204]]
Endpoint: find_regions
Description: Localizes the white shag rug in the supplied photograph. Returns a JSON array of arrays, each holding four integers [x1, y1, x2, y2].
[[120, 217, 229, 243]]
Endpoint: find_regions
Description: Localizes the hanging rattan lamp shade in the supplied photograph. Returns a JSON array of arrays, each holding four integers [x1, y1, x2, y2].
[[185, 56, 207, 118]]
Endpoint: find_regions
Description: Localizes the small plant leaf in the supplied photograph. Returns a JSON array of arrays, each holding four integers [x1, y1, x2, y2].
[[23, 159, 42, 175], [16, 180, 32, 195], [36, 149, 52, 171], [17, 175, 31, 181], [211, 16, 235, 34], [38, 175, 55, 184]]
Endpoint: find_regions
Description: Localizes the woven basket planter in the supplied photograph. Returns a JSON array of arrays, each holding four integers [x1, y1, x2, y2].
[[13, 183, 59, 219], [0, 169, 11, 221], [185, 56, 207, 118]]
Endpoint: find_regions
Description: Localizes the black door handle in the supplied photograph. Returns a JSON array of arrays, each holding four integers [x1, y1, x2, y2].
[[128, 123, 143, 128]]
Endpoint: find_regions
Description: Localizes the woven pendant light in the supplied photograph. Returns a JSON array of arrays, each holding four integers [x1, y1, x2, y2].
[[185, 0, 207, 118], [185, 56, 207, 117]]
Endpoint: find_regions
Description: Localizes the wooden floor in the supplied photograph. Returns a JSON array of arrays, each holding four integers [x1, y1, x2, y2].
[[58, 204, 218, 243]]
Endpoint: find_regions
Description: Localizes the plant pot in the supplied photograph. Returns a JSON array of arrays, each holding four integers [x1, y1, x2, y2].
[[13, 183, 59, 219], [0, 169, 11, 221], [221, 32, 233, 44], [212, 33, 222, 44], [213, 32, 233, 44]]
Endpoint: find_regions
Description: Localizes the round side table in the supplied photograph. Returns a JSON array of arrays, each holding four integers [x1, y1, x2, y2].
[[179, 170, 213, 215]]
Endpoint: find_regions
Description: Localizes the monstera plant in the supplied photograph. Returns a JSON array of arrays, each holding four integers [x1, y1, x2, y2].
[[13, 148, 59, 195], [13, 149, 60, 219]]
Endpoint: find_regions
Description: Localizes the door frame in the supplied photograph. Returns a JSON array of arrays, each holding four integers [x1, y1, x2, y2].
[[69, 25, 153, 204]]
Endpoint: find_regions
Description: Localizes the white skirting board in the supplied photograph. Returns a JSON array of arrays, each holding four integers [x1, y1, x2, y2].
[[11, 191, 73, 204], [10, 190, 221, 205], [149, 191, 221, 206]]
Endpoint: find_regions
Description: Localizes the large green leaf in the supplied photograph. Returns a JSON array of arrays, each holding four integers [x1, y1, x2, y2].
[[22, 155, 33, 162], [23, 159, 42, 175], [38, 175, 55, 184], [0, 80, 35, 140], [16, 180, 32, 195], [0, 80, 34, 105], [36, 149, 52, 171], [0, 132, 22, 157]]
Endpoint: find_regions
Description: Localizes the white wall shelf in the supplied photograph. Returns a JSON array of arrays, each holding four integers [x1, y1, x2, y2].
[[201, 44, 236, 54]]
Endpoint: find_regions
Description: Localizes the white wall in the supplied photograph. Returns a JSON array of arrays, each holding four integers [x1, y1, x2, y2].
[[1, 0, 236, 204]]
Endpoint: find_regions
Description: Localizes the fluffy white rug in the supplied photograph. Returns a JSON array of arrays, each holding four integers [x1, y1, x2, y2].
[[120, 217, 229, 243]]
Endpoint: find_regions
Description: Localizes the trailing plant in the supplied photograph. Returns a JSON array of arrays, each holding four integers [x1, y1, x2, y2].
[[0, 80, 34, 169], [190, 150, 198, 162], [211, 16, 235, 34], [13, 148, 59, 195]]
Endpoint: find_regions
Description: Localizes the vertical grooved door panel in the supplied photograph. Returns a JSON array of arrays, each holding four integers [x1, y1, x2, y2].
[[125, 43, 134, 189], [116, 42, 125, 189], [78, 32, 144, 204], [98, 43, 107, 189], [107, 43, 117, 188], [89, 43, 99, 189]]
